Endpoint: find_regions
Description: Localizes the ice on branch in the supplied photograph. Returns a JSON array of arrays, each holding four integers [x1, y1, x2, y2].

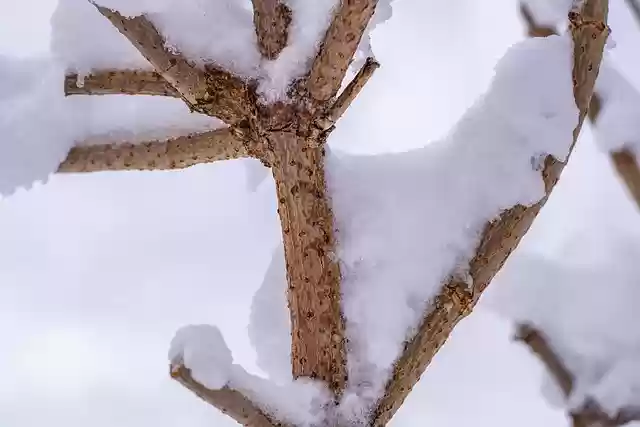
[[169, 325, 233, 390]]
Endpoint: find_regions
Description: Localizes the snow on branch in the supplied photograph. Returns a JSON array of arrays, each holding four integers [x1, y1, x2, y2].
[[306, 0, 378, 102], [92, 3, 252, 125], [57, 127, 258, 173], [64, 70, 178, 97], [169, 325, 286, 427], [515, 325, 640, 427], [368, 1, 609, 425], [251, 0, 292, 60], [520, 1, 640, 211], [327, 57, 380, 124]]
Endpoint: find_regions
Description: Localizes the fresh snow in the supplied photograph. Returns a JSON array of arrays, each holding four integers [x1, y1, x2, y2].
[[521, 0, 576, 26], [593, 57, 640, 155], [247, 34, 580, 421], [169, 324, 330, 426], [489, 237, 640, 417]]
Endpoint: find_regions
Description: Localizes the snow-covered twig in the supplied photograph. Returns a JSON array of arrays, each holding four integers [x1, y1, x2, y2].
[[57, 128, 259, 173], [516, 324, 640, 427], [519, 2, 640, 211], [251, 0, 291, 60], [306, 0, 378, 102], [171, 365, 286, 427], [64, 70, 178, 97], [370, 1, 609, 425], [327, 57, 380, 124], [92, 3, 252, 125]]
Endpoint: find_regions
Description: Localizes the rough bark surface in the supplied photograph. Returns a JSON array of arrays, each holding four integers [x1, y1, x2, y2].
[[171, 365, 287, 427], [306, 0, 378, 102], [328, 57, 380, 123], [371, 2, 609, 425], [251, 0, 292, 60], [270, 132, 346, 393], [64, 70, 179, 97], [58, 128, 253, 173]]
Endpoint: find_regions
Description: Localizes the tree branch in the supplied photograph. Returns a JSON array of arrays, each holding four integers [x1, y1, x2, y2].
[[327, 56, 379, 123], [65, 70, 179, 97], [306, 0, 378, 103], [625, 0, 640, 27], [57, 128, 259, 173], [92, 3, 252, 125], [270, 132, 346, 395], [519, 3, 640, 212], [170, 364, 285, 427], [251, 0, 292, 60], [370, 1, 609, 425], [515, 324, 574, 396]]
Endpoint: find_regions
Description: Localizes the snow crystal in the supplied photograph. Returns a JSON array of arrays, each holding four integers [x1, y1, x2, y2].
[[490, 236, 640, 417], [325, 34, 578, 417], [169, 324, 233, 390], [593, 58, 640, 155]]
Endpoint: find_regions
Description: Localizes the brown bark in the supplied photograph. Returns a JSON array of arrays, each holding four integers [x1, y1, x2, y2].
[[251, 0, 291, 60], [328, 57, 380, 123], [92, 3, 252, 125], [371, 2, 609, 425], [306, 0, 379, 103], [516, 325, 640, 427], [270, 132, 346, 394], [58, 128, 256, 173], [64, 70, 178, 97], [520, 3, 640, 212], [170, 365, 287, 427]]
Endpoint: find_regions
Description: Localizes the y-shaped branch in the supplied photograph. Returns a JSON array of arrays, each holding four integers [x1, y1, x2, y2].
[[306, 0, 379, 102], [327, 57, 380, 123], [251, 0, 291, 60], [93, 3, 251, 125], [65, 70, 178, 97], [58, 128, 261, 173], [371, 1, 609, 425]]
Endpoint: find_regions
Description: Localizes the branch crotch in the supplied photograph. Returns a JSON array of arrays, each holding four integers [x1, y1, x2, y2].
[[270, 132, 346, 394]]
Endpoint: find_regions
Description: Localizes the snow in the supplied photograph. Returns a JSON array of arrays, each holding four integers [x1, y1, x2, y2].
[[521, 0, 575, 26], [489, 236, 640, 417], [326, 34, 579, 418], [593, 57, 640, 155], [169, 325, 233, 390]]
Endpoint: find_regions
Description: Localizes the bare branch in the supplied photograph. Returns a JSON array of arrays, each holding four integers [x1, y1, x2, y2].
[[170, 364, 286, 427], [515, 324, 573, 396], [371, 1, 609, 425], [57, 128, 257, 173], [92, 3, 252, 125], [270, 132, 346, 394], [306, 0, 378, 103], [519, 3, 557, 37], [327, 56, 380, 123], [625, 0, 640, 28], [611, 149, 640, 210], [251, 0, 292, 60], [65, 70, 178, 97]]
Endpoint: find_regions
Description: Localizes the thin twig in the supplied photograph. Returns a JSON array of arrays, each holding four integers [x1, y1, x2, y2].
[[251, 0, 291, 60], [170, 364, 286, 427], [306, 0, 379, 102], [515, 324, 574, 396], [65, 70, 178, 97], [328, 57, 380, 123], [370, 1, 609, 425], [58, 128, 258, 173]]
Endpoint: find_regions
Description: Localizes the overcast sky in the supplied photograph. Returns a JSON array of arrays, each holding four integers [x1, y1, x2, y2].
[[2, 1, 640, 426]]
